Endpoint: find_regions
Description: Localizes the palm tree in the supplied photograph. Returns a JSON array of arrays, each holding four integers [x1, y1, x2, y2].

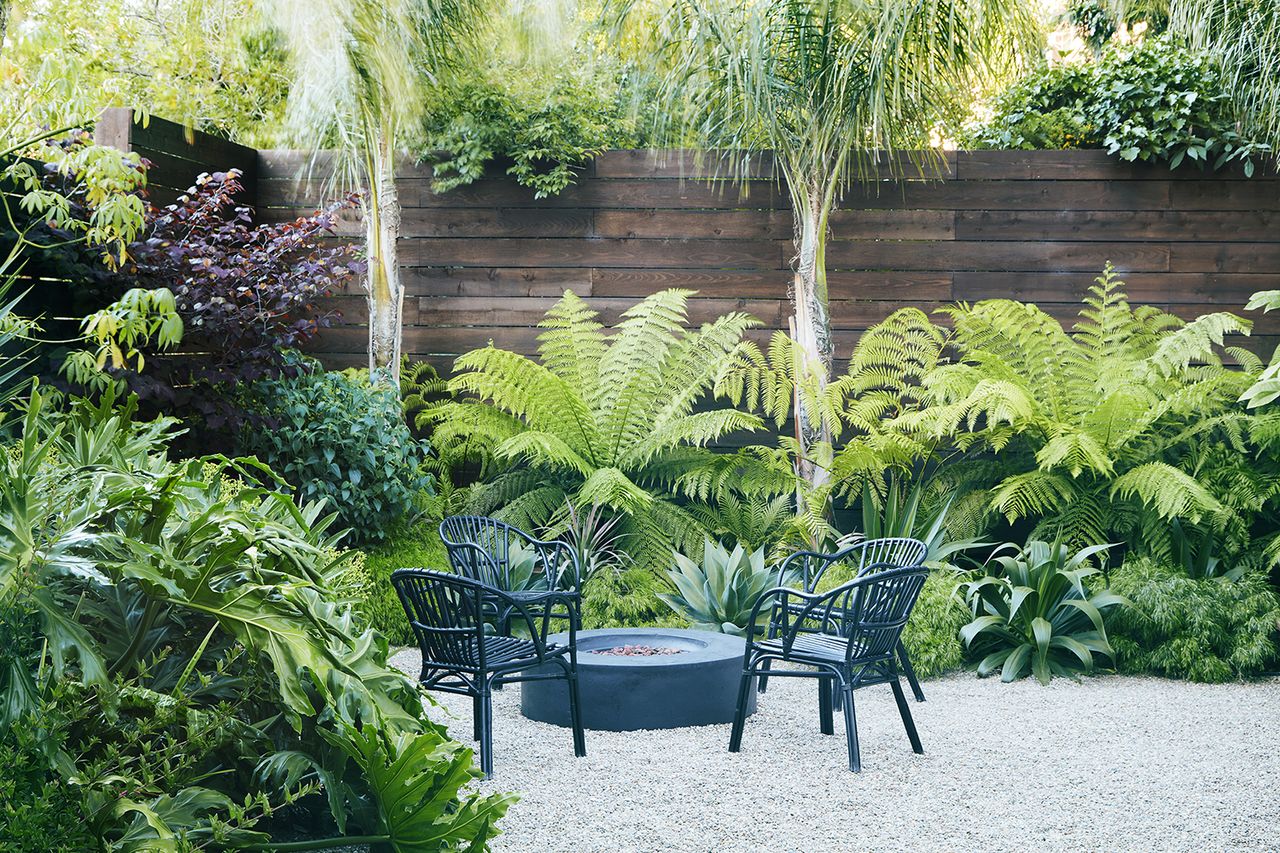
[[268, 0, 479, 378], [651, 0, 1037, 487]]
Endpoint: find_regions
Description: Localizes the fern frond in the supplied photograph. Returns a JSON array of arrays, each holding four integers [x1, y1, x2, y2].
[[1109, 462, 1222, 521], [989, 470, 1075, 522], [1036, 431, 1116, 478], [578, 466, 654, 515], [1146, 312, 1250, 377], [495, 431, 593, 475], [537, 290, 607, 408]]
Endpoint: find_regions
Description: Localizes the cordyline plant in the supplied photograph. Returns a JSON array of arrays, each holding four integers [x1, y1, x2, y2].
[[100, 169, 362, 430]]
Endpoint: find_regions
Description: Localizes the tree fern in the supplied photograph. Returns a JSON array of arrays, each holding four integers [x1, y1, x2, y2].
[[429, 289, 764, 569], [928, 266, 1254, 554]]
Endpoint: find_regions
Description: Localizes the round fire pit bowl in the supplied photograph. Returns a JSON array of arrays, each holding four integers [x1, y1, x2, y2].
[[520, 628, 757, 731]]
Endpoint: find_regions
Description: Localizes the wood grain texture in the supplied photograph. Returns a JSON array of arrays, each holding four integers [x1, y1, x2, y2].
[[247, 148, 1280, 373]]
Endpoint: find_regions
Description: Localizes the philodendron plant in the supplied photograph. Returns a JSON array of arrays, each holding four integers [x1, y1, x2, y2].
[[659, 539, 775, 636], [961, 540, 1129, 685]]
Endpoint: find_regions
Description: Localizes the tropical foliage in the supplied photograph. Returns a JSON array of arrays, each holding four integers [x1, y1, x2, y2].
[[652, 0, 1037, 489], [970, 36, 1269, 172], [659, 539, 775, 636], [0, 389, 510, 848], [906, 266, 1256, 552], [422, 288, 763, 569], [961, 541, 1127, 684]]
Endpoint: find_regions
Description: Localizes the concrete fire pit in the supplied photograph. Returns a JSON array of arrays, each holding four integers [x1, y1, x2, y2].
[[520, 627, 757, 731]]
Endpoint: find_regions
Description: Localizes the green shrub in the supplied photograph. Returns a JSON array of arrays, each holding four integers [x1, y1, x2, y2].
[[582, 567, 685, 630], [962, 541, 1128, 684], [971, 36, 1268, 172], [1110, 557, 1280, 681], [419, 66, 638, 198], [658, 539, 774, 636], [0, 390, 511, 848], [241, 363, 431, 545], [900, 571, 971, 679], [357, 517, 453, 646]]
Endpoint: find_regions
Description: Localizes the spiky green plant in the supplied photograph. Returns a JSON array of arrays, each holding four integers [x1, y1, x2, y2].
[[424, 289, 763, 569], [658, 538, 774, 636], [962, 540, 1128, 685], [905, 265, 1255, 549]]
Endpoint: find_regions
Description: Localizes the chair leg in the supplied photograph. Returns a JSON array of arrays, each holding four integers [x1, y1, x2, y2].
[[818, 675, 834, 735], [841, 680, 861, 773], [891, 678, 924, 755], [757, 658, 772, 693], [478, 682, 495, 778], [728, 668, 753, 753], [897, 640, 925, 702], [472, 693, 483, 742], [566, 657, 586, 758]]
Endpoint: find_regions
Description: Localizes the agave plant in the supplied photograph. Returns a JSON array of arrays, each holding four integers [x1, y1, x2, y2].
[[425, 289, 763, 569], [855, 473, 990, 567], [658, 539, 775, 636], [961, 540, 1128, 685]]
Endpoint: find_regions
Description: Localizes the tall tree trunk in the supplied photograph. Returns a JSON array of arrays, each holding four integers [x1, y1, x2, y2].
[[791, 188, 833, 491], [364, 122, 403, 380]]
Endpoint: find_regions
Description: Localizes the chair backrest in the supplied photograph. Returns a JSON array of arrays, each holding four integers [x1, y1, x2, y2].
[[782, 537, 928, 591], [439, 515, 580, 592], [391, 568, 488, 670], [841, 564, 930, 663]]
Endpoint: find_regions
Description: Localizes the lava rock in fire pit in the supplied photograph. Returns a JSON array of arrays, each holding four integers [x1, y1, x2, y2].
[[591, 645, 685, 657]]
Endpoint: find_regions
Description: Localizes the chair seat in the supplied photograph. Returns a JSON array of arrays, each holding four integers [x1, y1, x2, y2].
[[756, 632, 851, 663]]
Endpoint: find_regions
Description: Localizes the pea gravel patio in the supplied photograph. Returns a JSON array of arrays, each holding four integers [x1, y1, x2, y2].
[[389, 650, 1280, 852]]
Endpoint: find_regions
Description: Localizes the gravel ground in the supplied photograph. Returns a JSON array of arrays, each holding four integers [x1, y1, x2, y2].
[[389, 649, 1280, 853]]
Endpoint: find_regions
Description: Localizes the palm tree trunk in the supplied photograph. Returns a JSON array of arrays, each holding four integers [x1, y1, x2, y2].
[[792, 188, 833, 490], [364, 121, 403, 379]]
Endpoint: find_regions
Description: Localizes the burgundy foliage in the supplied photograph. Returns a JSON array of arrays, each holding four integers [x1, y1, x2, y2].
[[118, 169, 363, 430]]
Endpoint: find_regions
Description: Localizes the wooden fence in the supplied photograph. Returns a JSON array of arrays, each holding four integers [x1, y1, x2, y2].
[[252, 148, 1280, 375], [95, 109, 259, 204]]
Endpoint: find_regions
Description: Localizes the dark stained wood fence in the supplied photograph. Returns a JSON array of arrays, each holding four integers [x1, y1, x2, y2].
[[252, 148, 1280, 373], [95, 109, 259, 204]]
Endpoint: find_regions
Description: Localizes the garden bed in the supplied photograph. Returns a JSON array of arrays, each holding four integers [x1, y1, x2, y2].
[[391, 649, 1280, 852]]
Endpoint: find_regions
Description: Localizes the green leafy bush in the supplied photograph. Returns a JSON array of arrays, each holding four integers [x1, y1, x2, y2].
[[962, 541, 1127, 684], [582, 567, 685, 630], [423, 288, 763, 570], [900, 571, 971, 679], [971, 37, 1268, 172], [419, 68, 638, 198], [659, 539, 774, 636], [356, 517, 452, 646], [1110, 557, 1280, 681], [241, 363, 431, 545], [0, 390, 511, 848]]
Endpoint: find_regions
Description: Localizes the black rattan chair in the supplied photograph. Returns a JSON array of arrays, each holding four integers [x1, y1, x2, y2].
[[758, 537, 930, 701], [391, 568, 586, 778], [729, 564, 931, 772], [440, 516, 582, 628]]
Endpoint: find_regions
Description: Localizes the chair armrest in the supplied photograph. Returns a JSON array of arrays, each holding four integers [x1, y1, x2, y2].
[[477, 586, 578, 657], [524, 536, 583, 592]]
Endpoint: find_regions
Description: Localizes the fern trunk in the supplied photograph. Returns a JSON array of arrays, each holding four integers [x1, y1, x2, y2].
[[364, 121, 404, 379], [792, 186, 833, 490]]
